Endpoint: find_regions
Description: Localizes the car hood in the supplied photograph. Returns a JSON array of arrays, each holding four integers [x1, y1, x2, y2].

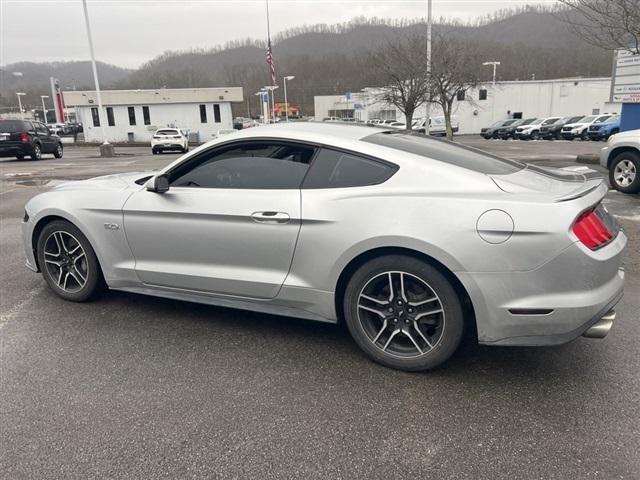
[[491, 164, 604, 200], [564, 122, 589, 129], [51, 172, 152, 191]]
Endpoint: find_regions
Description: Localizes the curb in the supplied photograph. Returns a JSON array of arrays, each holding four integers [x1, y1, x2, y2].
[[575, 154, 599, 165]]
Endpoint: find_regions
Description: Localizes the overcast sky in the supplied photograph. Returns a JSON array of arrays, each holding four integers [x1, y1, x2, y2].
[[1, 0, 557, 68]]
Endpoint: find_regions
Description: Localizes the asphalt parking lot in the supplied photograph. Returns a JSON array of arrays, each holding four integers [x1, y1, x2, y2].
[[1, 137, 639, 479]]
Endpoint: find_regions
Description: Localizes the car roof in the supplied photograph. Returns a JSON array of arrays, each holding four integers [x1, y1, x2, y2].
[[229, 122, 385, 142]]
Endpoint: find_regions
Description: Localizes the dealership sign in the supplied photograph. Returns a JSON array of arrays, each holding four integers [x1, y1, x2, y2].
[[611, 49, 640, 103]]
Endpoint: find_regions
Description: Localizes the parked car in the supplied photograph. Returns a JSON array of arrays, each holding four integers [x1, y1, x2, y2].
[[496, 118, 536, 140], [588, 115, 620, 141], [233, 117, 256, 130], [481, 119, 519, 139], [515, 117, 561, 140], [600, 128, 640, 193], [540, 116, 584, 140], [560, 114, 607, 140], [151, 128, 189, 154], [0, 119, 63, 160], [322, 116, 341, 122], [387, 121, 406, 129], [211, 129, 237, 139], [22, 123, 626, 371], [46, 123, 65, 136]]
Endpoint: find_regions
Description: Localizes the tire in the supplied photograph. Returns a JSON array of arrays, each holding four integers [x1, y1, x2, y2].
[[16, 154, 24, 160], [530, 130, 539, 141], [343, 255, 464, 371], [152, 148, 158, 155], [580, 129, 589, 141], [36, 220, 104, 302], [609, 151, 640, 194], [53, 143, 63, 158], [30, 143, 42, 160], [555, 131, 562, 140]]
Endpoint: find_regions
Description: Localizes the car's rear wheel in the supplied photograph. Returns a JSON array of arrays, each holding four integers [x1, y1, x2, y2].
[[30, 143, 42, 160], [37, 220, 103, 302], [530, 130, 540, 140], [53, 143, 63, 158], [609, 151, 640, 194], [580, 129, 589, 141], [343, 255, 464, 371]]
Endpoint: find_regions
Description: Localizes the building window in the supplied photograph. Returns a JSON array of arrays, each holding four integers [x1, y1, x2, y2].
[[143, 106, 151, 125], [106, 107, 115, 126], [91, 107, 100, 127], [213, 104, 221, 123], [128, 106, 136, 125], [479, 89, 488, 101], [456, 90, 466, 101], [199, 104, 207, 123]]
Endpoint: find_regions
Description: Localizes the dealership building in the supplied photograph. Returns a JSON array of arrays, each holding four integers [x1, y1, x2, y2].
[[63, 87, 244, 143], [314, 77, 620, 134]]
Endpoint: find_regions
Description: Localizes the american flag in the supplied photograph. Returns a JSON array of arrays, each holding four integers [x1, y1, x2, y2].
[[266, 39, 276, 85]]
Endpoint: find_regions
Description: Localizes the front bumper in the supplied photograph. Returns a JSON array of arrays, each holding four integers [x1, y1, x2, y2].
[[459, 231, 627, 346], [587, 132, 607, 141]]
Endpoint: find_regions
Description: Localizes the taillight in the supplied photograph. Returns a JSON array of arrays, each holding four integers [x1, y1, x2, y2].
[[572, 208, 613, 250], [20, 131, 29, 143]]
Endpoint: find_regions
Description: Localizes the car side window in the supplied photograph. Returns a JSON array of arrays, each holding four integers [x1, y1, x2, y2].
[[36, 123, 49, 135], [169, 141, 316, 189], [302, 148, 397, 189]]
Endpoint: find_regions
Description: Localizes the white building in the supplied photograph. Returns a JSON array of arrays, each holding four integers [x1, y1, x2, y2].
[[63, 87, 244, 143], [314, 77, 620, 134]]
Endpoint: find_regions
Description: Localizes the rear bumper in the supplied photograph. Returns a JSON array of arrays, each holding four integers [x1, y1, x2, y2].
[[459, 231, 627, 346], [0, 143, 31, 157], [152, 143, 184, 151]]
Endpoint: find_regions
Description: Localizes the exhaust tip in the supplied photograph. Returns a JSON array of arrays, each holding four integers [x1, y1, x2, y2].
[[583, 310, 615, 339]]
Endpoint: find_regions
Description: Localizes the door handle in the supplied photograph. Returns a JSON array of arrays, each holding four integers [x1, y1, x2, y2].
[[251, 211, 290, 224]]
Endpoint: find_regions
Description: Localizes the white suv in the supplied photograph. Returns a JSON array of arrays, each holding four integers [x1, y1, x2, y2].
[[560, 114, 609, 141], [151, 128, 189, 154], [600, 129, 640, 194], [514, 117, 560, 140]]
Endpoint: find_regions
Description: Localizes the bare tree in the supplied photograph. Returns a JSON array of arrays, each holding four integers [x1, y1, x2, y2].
[[557, 0, 640, 54], [428, 31, 482, 140], [369, 34, 430, 130]]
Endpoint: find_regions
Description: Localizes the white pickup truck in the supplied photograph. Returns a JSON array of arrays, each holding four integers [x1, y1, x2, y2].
[[600, 129, 640, 194]]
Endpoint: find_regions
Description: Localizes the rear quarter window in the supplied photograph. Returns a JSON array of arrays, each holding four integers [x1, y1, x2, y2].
[[302, 148, 397, 188], [363, 132, 524, 175]]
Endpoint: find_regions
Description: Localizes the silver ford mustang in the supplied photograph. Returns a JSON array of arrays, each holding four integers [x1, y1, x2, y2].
[[22, 123, 626, 371]]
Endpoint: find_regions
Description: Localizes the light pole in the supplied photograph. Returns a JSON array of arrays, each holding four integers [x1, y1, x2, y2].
[[40, 95, 50, 123], [16, 93, 26, 120], [482, 61, 501, 86], [283, 76, 295, 122], [81, 0, 111, 152], [255, 90, 267, 124], [425, 0, 432, 135]]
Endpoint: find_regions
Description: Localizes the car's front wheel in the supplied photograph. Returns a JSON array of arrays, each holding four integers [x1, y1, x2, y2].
[[609, 151, 640, 194], [37, 220, 103, 302], [343, 255, 464, 371]]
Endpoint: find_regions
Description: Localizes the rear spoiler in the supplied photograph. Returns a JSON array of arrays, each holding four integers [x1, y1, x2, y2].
[[554, 166, 606, 202]]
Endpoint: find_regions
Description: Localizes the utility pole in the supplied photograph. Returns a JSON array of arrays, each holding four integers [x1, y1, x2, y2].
[[81, 0, 113, 155], [425, 0, 432, 135], [16, 93, 26, 120], [40, 95, 49, 123]]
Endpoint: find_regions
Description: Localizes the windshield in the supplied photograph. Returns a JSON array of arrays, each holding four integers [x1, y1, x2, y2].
[[502, 120, 517, 127], [566, 116, 584, 124], [579, 115, 596, 123], [363, 131, 524, 175], [594, 115, 612, 124], [520, 118, 536, 126], [542, 118, 559, 126]]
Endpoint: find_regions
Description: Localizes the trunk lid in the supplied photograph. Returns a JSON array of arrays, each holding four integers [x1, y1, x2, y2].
[[491, 164, 605, 201]]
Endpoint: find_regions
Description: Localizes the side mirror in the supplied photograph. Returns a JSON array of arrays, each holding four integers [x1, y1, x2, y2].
[[146, 174, 170, 193]]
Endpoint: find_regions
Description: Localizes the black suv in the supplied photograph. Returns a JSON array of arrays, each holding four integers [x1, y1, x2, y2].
[[0, 119, 63, 160], [540, 116, 584, 140], [481, 119, 519, 139]]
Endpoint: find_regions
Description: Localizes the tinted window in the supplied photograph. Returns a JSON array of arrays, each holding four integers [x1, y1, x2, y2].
[[303, 148, 397, 188], [106, 107, 115, 126], [142, 106, 151, 125], [36, 123, 49, 135], [91, 107, 100, 127], [363, 132, 524, 175], [213, 104, 221, 123], [169, 141, 315, 189], [199, 104, 207, 123], [128, 106, 136, 125], [541, 118, 559, 125], [0, 120, 29, 133], [156, 129, 179, 135]]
